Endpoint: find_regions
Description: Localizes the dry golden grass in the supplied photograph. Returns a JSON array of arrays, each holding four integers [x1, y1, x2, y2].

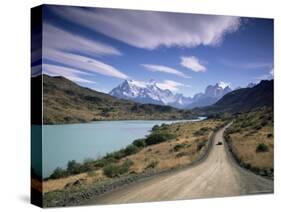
[[43, 173, 87, 193], [43, 170, 106, 193], [43, 119, 223, 193], [229, 125, 273, 170], [122, 120, 220, 173]]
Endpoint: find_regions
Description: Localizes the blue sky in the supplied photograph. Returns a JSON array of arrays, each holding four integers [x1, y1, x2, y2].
[[32, 5, 274, 97]]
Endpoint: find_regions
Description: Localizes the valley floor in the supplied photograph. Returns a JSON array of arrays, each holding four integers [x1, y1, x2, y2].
[[84, 124, 273, 205], [41, 115, 273, 207]]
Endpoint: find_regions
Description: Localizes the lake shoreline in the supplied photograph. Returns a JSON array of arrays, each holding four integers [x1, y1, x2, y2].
[[43, 115, 202, 125], [43, 119, 222, 207], [40, 117, 206, 178]]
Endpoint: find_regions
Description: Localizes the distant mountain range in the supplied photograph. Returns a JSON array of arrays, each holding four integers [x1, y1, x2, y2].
[[39, 75, 194, 124], [109, 80, 233, 109], [200, 79, 273, 114], [36, 74, 273, 124]]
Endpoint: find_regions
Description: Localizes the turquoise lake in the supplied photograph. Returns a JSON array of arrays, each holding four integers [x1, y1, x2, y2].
[[41, 118, 205, 178]]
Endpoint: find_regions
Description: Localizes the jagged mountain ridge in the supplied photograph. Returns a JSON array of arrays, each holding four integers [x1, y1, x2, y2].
[[39, 75, 193, 124], [200, 79, 273, 114], [109, 80, 232, 109]]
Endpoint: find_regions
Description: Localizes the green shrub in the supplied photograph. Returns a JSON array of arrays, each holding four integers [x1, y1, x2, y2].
[[193, 127, 210, 136], [80, 159, 96, 172], [256, 143, 269, 153], [145, 132, 175, 146], [105, 150, 126, 160], [103, 159, 133, 178], [94, 157, 117, 168], [133, 138, 146, 148], [124, 144, 140, 156], [103, 164, 122, 178], [173, 143, 185, 152], [152, 125, 160, 131], [49, 167, 68, 179], [67, 160, 82, 175]]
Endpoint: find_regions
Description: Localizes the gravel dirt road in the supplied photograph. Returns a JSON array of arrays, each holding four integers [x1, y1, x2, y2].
[[89, 124, 273, 204]]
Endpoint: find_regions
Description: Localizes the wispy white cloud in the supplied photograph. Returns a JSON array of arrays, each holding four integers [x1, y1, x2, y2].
[[220, 59, 272, 70], [38, 23, 129, 81], [43, 63, 95, 84], [44, 49, 129, 80], [44, 23, 122, 56], [142, 64, 190, 78], [180, 56, 207, 72], [157, 80, 189, 92], [50, 7, 240, 49]]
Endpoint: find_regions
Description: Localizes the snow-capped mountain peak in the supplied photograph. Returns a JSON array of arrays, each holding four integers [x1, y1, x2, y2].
[[217, 81, 231, 89], [109, 79, 191, 108], [109, 80, 233, 109]]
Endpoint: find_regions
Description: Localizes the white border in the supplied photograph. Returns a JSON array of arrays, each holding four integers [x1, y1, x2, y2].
[[0, 0, 279, 211]]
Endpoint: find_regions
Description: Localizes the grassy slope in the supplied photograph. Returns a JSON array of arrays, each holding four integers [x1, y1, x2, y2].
[[224, 107, 274, 177], [43, 119, 223, 193], [40, 74, 193, 124]]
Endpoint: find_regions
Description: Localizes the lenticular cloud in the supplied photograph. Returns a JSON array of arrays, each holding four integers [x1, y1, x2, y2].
[[51, 7, 240, 49]]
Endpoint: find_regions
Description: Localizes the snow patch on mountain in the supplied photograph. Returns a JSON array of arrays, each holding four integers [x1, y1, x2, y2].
[[109, 79, 232, 109]]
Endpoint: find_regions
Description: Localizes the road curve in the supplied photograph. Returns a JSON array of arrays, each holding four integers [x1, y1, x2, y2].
[[89, 124, 273, 204]]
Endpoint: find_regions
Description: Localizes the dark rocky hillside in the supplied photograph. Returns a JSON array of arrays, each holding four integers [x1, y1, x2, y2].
[[199, 80, 273, 115]]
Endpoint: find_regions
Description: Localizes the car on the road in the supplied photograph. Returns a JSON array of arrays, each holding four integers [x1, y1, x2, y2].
[[216, 141, 223, 145]]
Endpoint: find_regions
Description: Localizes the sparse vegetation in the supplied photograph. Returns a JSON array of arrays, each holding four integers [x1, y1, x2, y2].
[[145, 132, 175, 145], [197, 140, 207, 152], [103, 159, 134, 178], [145, 160, 159, 169], [45, 119, 223, 196], [132, 138, 146, 148], [256, 143, 269, 153], [49, 167, 68, 179], [175, 152, 189, 158], [173, 143, 185, 152], [124, 144, 140, 156], [224, 107, 273, 178], [193, 127, 210, 136]]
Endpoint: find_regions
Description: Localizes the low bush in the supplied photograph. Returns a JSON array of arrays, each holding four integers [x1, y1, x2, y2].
[[103, 159, 133, 178], [173, 143, 185, 152], [67, 160, 83, 175], [145, 132, 175, 146], [152, 125, 160, 131], [49, 167, 68, 179], [124, 144, 140, 156], [80, 158, 96, 172], [256, 143, 269, 153], [94, 157, 117, 168], [193, 127, 210, 136], [132, 138, 146, 148]]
